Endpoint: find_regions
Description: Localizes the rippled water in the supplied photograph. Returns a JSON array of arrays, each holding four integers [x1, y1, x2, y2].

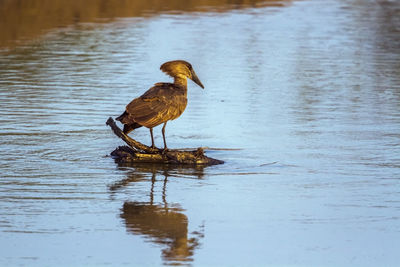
[[1, 0, 400, 266]]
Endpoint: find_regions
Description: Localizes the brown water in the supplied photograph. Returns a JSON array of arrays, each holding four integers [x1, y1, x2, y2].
[[1, 0, 400, 266]]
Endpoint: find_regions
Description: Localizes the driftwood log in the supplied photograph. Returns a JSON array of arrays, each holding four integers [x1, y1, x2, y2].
[[106, 117, 224, 165]]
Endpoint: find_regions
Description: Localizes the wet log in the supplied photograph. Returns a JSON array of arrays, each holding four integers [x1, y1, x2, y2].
[[106, 117, 224, 165]]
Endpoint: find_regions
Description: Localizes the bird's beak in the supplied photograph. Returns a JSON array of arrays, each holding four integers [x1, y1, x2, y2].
[[191, 71, 204, 89]]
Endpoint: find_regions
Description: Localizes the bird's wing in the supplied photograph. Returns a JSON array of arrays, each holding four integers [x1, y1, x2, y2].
[[125, 83, 182, 128]]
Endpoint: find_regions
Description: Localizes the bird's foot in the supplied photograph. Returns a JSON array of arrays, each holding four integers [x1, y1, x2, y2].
[[150, 144, 159, 152], [162, 148, 169, 154]]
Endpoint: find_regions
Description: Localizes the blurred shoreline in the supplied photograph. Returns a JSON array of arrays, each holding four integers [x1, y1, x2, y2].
[[0, 0, 289, 49]]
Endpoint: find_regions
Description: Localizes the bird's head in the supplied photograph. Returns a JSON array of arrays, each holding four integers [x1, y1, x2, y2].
[[160, 60, 204, 89]]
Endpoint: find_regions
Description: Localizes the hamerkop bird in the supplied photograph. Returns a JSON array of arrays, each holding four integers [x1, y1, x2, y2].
[[116, 60, 204, 150]]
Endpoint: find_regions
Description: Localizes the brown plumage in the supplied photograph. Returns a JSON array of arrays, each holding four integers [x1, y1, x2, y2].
[[116, 60, 204, 150]]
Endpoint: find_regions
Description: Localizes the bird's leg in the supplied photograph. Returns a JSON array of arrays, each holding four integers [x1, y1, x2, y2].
[[149, 128, 155, 149], [162, 122, 168, 151]]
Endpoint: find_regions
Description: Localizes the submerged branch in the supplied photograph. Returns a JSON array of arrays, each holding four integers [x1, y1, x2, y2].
[[106, 117, 224, 166], [106, 117, 159, 153]]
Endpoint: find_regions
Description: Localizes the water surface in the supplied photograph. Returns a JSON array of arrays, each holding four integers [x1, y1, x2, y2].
[[1, 0, 400, 266]]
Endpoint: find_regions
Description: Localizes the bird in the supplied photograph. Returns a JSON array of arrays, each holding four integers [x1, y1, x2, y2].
[[116, 60, 204, 150]]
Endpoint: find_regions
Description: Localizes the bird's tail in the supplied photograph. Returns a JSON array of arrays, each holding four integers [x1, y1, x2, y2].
[[123, 124, 134, 134], [122, 122, 142, 134], [116, 111, 142, 134], [116, 111, 127, 122]]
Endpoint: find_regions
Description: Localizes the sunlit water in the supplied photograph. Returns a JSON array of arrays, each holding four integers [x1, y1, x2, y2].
[[1, 0, 400, 266]]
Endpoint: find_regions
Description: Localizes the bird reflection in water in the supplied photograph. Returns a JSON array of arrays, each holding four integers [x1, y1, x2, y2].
[[110, 164, 205, 265]]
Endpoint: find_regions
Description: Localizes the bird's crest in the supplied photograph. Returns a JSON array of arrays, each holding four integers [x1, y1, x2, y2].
[[160, 60, 192, 79]]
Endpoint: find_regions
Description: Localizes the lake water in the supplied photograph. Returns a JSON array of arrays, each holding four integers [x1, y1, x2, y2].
[[1, 0, 400, 266]]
